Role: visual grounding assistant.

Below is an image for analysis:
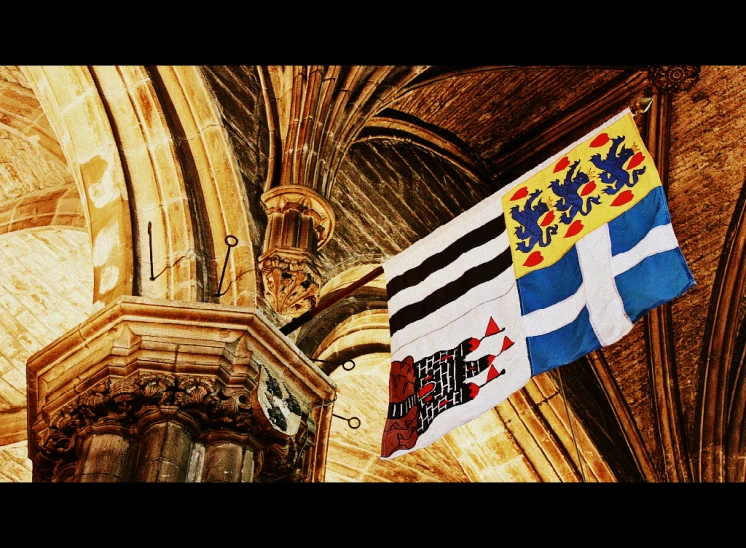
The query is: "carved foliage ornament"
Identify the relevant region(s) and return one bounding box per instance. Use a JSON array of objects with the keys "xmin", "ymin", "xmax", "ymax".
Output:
[
  {"xmin": 35, "ymin": 371, "xmax": 310, "ymax": 482},
  {"xmin": 259, "ymin": 252, "xmax": 321, "ymax": 319},
  {"xmin": 649, "ymin": 66, "xmax": 700, "ymax": 94}
]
